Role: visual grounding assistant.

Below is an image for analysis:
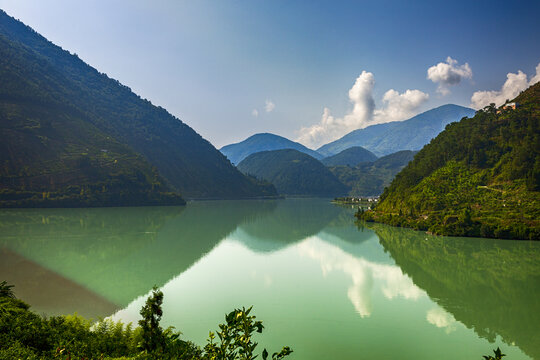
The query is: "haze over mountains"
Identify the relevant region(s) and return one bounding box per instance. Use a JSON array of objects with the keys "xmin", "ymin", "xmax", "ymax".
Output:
[
  {"xmin": 220, "ymin": 133, "xmax": 323, "ymax": 165},
  {"xmin": 0, "ymin": 10, "xmax": 276, "ymax": 205},
  {"xmin": 321, "ymin": 146, "xmax": 378, "ymax": 166},
  {"xmin": 236, "ymin": 148, "xmax": 416, "ymax": 198},
  {"xmin": 317, "ymin": 104, "xmax": 476, "ymax": 157},
  {"xmin": 221, "ymin": 104, "xmax": 475, "ymax": 164},
  {"xmin": 329, "ymin": 150, "xmax": 418, "ymax": 196},
  {"xmin": 217, "ymin": 104, "xmax": 476, "ymax": 198}
]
